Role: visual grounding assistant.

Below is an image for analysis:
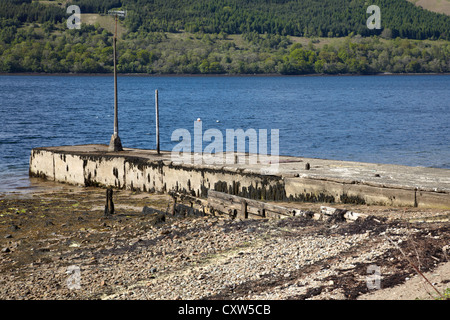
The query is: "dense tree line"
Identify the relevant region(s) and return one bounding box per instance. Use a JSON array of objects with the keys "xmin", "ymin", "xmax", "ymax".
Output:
[
  {"xmin": 70, "ymin": 0, "xmax": 450, "ymax": 40},
  {"xmin": 0, "ymin": 22, "xmax": 449, "ymax": 74},
  {"xmin": 0, "ymin": 0, "xmax": 449, "ymax": 74},
  {"xmin": 2, "ymin": 0, "xmax": 449, "ymax": 40},
  {"xmin": 73, "ymin": 0, "xmax": 123, "ymax": 14},
  {"xmin": 0, "ymin": 0, "xmax": 64, "ymax": 24}
]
